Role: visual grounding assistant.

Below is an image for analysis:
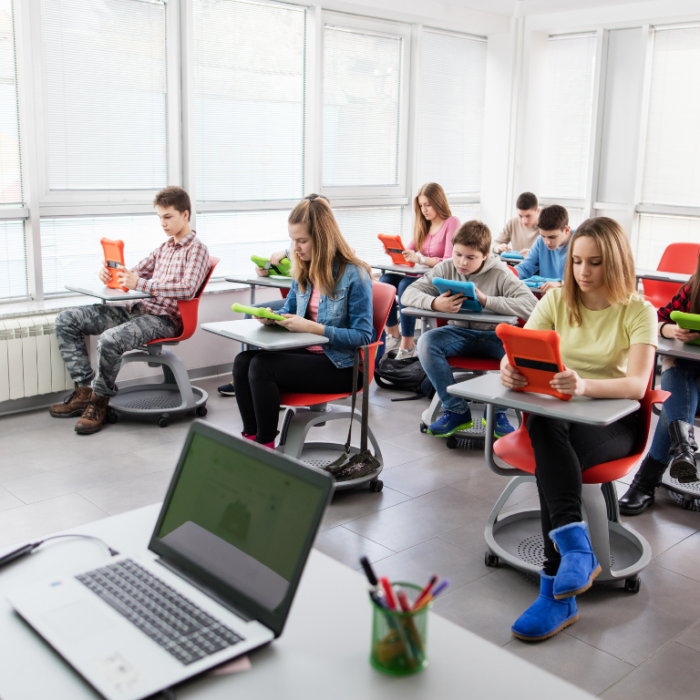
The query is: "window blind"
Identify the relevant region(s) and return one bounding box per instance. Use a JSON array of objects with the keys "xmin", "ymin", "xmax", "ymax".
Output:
[
  {"xmin": 0, "ymin": 0, "xmax": 21, "ymax": 205},
  {"xmin": 642, "ymin": 25, "xmax": 700, "ymax": 207},
  {"xmin": 635, "ymin": 214, "xmax": 700, "ymax": 269},
  {"xmin": 0, "ymin": 220, "xmax": 27, "ymax": 299},
  {"xmin": 333, "ymin": 206, "xmax": 403, "ymax": 262},
  {"xmin": 417, "ymin": 30, "xmax": 486, "ymax": 197},
  {"xmin": 193, "ymin": 0, "xmax": 305, "ymax": 202},
  {"xmin": 42, "ymin": 0, "xmax": 167, "ymax": 190},
  {"xmin": 540, "ymin": 33, "xmax": 596, "ymax": 200},
  {"xmin": 323, "ymin": 25, "xmax": 402, "ymax": 188}
]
